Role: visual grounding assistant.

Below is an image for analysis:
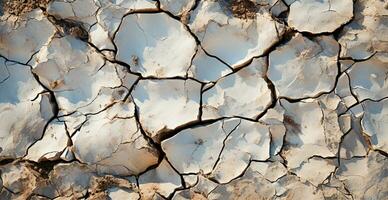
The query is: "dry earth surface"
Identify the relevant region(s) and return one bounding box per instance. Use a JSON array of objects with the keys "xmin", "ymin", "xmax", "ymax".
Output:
[{"xmin": 0, "ymin": 0, "xmax": 387, "ymax": 199}]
